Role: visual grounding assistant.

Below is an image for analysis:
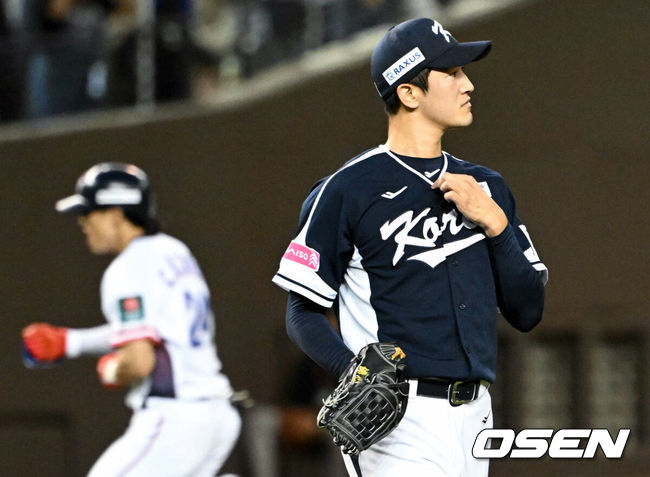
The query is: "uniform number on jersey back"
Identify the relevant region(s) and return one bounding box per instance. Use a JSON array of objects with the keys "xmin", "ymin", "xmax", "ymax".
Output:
[{"xmin": 184, "ymin": 291, "xmax": 213, "ymax": 347}]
